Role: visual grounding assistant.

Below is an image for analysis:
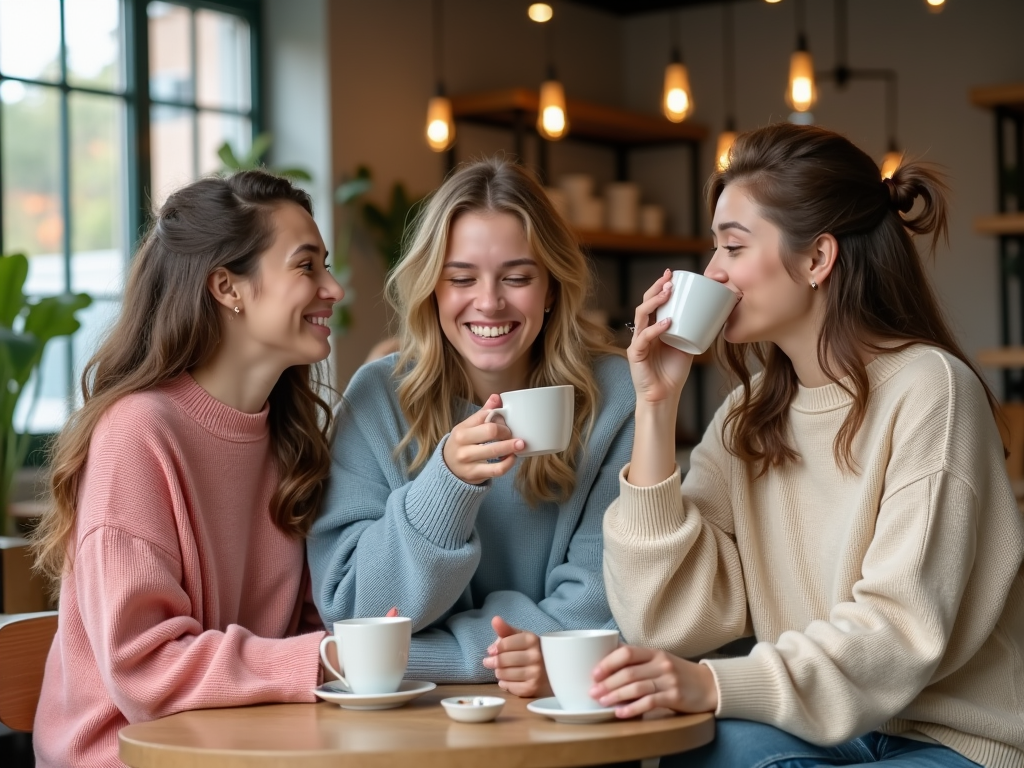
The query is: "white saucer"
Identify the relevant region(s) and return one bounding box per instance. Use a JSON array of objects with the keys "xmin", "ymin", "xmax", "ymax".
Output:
[
  {"xmin": 526, "ymin": 697, "xmax": 617, "ymax": 724},
  {"xmin": 312, "ymin": 679, "xmax": 436, "ymax": 710}
]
